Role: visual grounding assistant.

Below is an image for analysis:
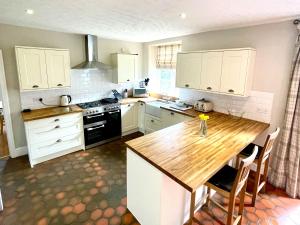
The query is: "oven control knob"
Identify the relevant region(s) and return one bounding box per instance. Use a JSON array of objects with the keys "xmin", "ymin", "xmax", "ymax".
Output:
[{"xmin": 95, "ymin": 110, "xmax": 98, "ymax": 113}]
